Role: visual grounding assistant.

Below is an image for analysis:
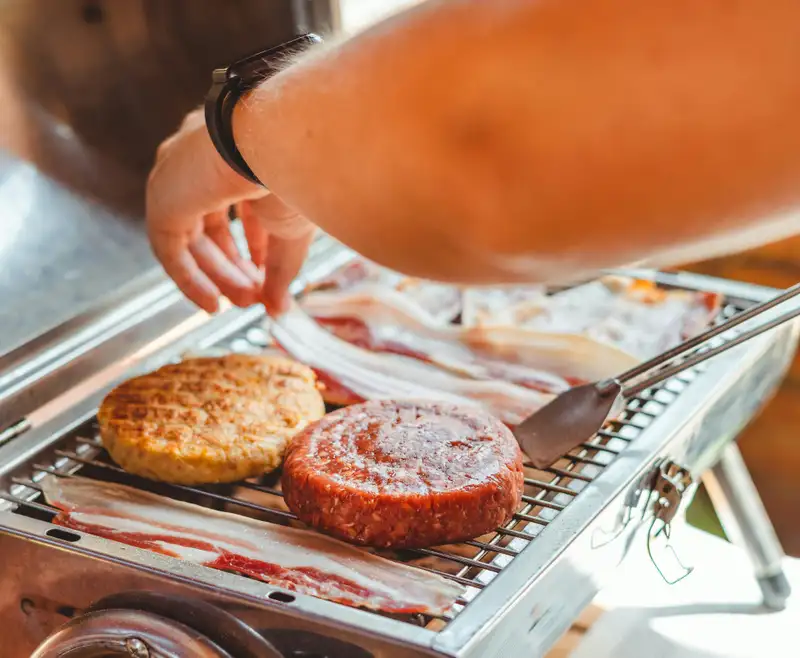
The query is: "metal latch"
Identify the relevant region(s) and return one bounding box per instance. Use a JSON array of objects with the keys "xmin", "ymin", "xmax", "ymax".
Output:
[{"xmin": 646, "ymin": 460, "xmax": 695, "ymax": 585}]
